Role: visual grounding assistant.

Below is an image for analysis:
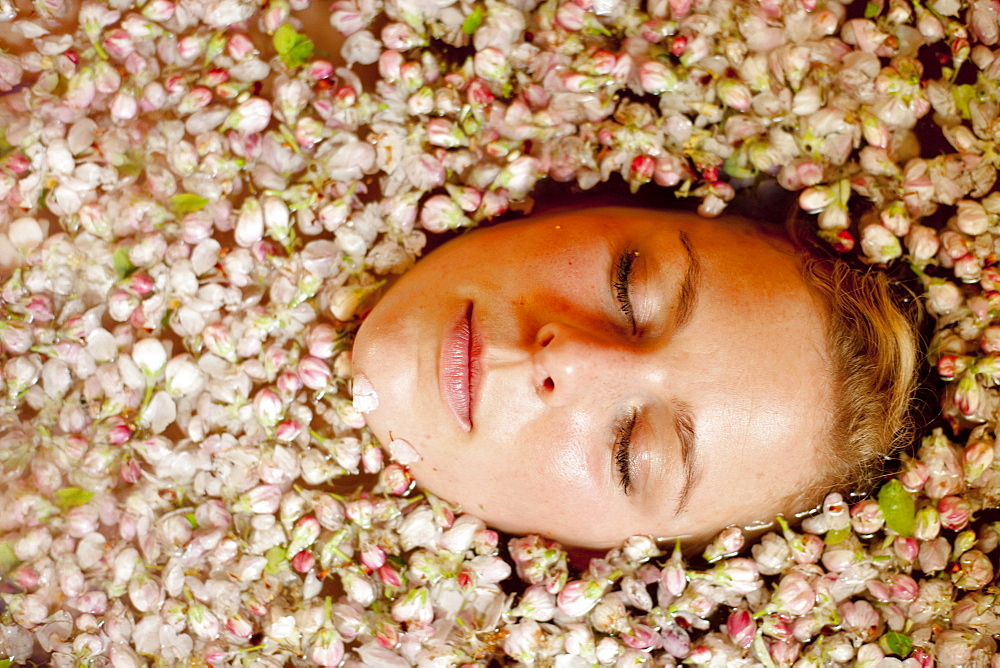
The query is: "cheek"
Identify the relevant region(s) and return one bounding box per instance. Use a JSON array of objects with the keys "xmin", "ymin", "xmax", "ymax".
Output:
[{"xmin": 405, "ymin": 421, "xmax": 600, "ymax": 532}]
